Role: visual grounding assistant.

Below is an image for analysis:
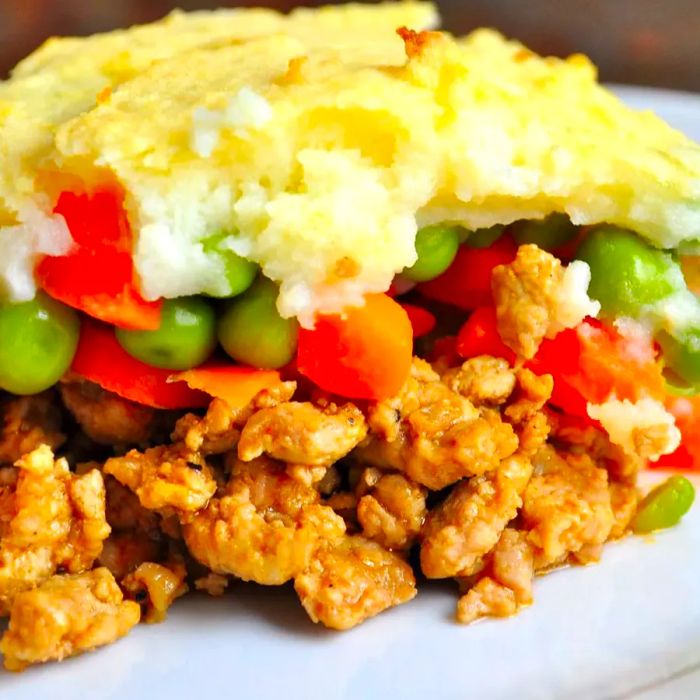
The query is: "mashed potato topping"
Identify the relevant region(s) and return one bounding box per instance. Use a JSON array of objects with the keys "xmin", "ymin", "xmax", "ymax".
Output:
[{"xmin": 1, "ymin": 3, "xmax": 699, "ymax": 322}]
